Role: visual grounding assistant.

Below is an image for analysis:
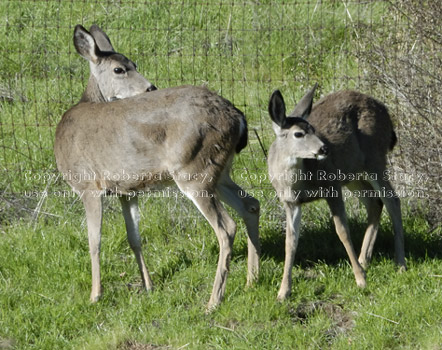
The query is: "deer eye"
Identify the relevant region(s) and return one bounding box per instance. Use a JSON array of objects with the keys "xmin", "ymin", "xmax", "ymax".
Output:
[
  {"xmin": 294, "ymin": 132, "xmax": 304, "ymax": 138},
  {"xmin": 113, "ymin": 67, "xmax": 125, "ymax": 74}
]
